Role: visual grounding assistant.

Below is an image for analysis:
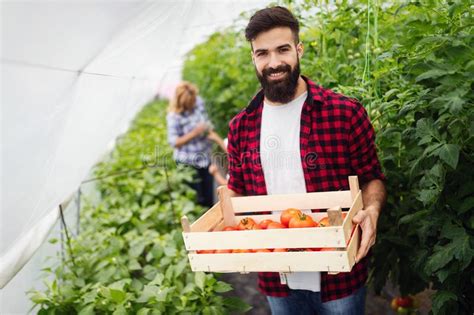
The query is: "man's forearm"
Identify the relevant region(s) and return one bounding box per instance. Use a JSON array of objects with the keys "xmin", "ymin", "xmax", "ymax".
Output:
[{"xmin": 361, "ymin": 179, "xmax": 387, "ymax": 216}]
